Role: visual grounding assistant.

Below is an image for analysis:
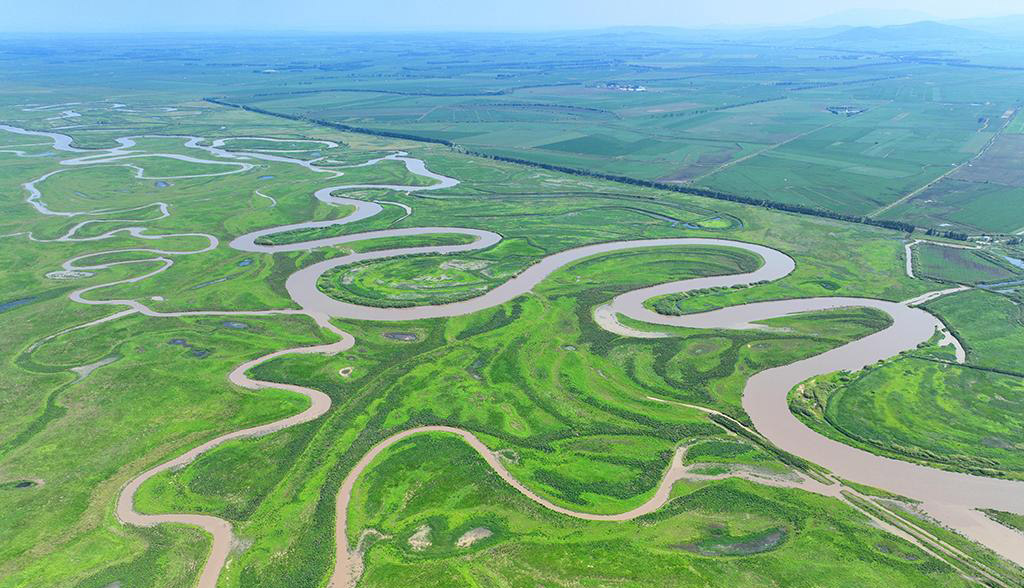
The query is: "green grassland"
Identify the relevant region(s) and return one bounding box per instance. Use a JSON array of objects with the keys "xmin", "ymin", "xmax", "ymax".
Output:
[
  {"xmin": 1, "ymin": 37, "xmax": 1023, "ymax": 588},
  {"xmin": 787, "ymin": 279, "xmax": 1024, "ymax": 480},
  {"xmin": 346, "ymin": 233, "xmax": 477, "ymax": 253},
  {"xmin": 341, "ymin": 433, "xmax": 967, "ymax": 588},
  {"xmin": 924, "ymin": 288, "xmax": 1024, "ymax": 373},
  {"xmin": 212, "ymin": 138, "xmax": 342, "ymax": 152},
  {"xmin": 790, "ymin": 357, "xmax": 1024, "ymax": 479},
  {"xmin": 0, "ymin": 99, "xmax": 980, "ymax": 586},
  {"xmin": 125, "ymin": 250, "xmax": 940, "ymax": 586},
  {"xmin": 317, "ymin": 245, "xmax": 761, "ymax": 308},
  {"xmin": 326, "ymin": 158, "xmax": 443, "ymax": 187}
]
